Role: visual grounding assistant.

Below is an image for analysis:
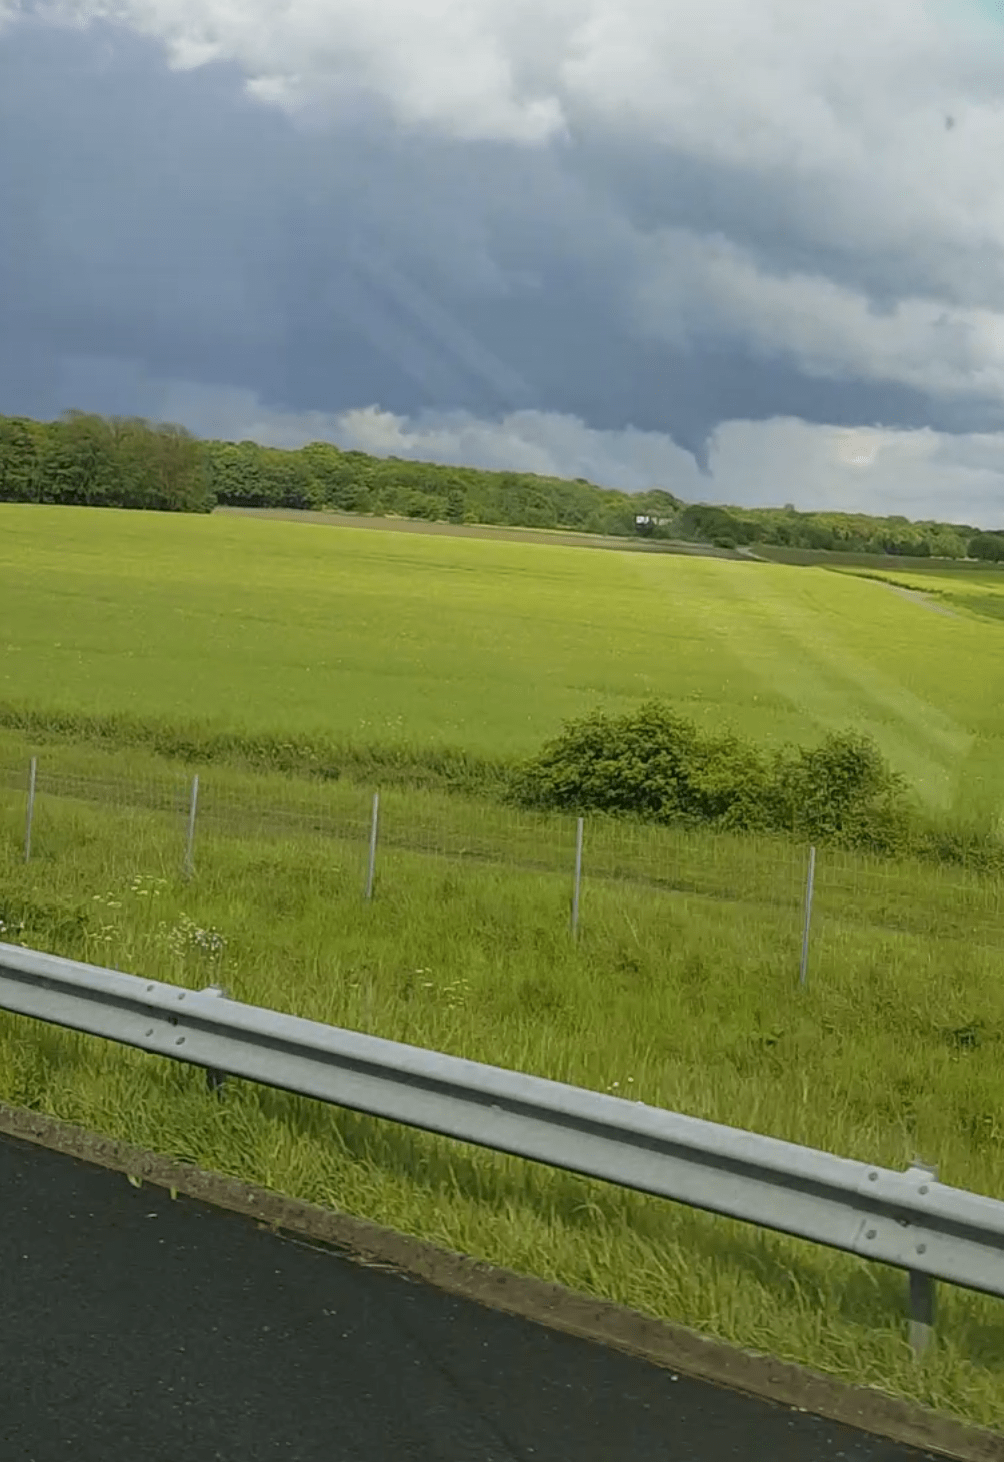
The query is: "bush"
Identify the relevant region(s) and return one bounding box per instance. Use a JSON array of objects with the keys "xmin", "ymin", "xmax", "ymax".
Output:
[
  {"xmin": 512, "ymin": 702, "xmax": 772, "ymax": 829},
  {"xmin": 512, "ymin": 702, "xmax": 912, "ymax": 851},
  {"xmin": 511, "ymin": 704, "xmax": 699, "ymax": 822},
  {"xmin": 767, "ymin": 731, "xmax": 911, "ymax": 852}
]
